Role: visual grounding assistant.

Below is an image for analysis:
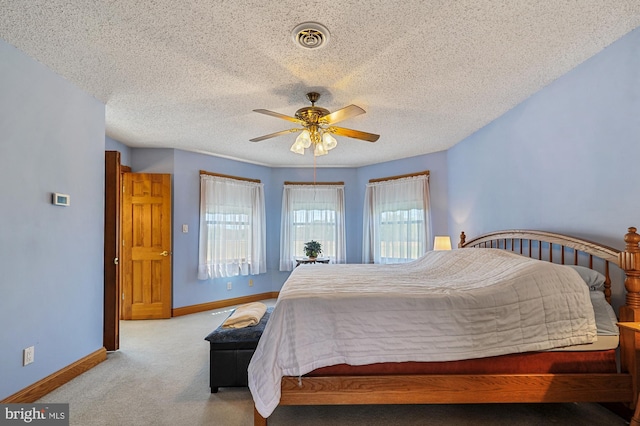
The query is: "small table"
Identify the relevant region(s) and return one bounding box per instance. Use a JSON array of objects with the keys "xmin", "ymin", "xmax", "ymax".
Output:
[{"xmin": 295, "ymin": 257, "xmax": 330, "ymax": 267}]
